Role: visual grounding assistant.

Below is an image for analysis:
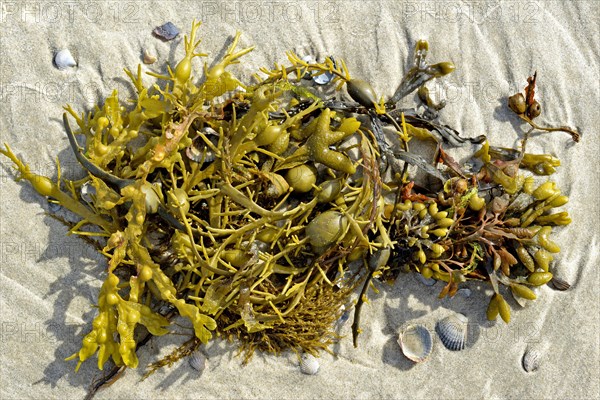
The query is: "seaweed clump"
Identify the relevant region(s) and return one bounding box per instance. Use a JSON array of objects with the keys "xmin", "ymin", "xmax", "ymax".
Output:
[{"xmin": 0, "ymin": 20, "xmax": 580, "ymax": 379}]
